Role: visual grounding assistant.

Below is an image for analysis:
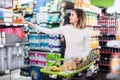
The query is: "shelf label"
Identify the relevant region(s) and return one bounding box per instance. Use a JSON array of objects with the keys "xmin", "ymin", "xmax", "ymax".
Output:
[
  {"xmin": 5, "ymin": 23, "xmax": 10, "ymax": 26},
  {"xmin": 15, "ymin": 43, "xmax": 20, "ymax": 46},
  {"xmin": 13, "ymin": 24, "xmax": 17, "ymax": 26},
  {"xmin": 5, "ymin": 70, "xmax": 10, "ymax": 74},
  {"xmin": 0, "ymin": 44, "xmax": 4, "ymax": 48}
]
